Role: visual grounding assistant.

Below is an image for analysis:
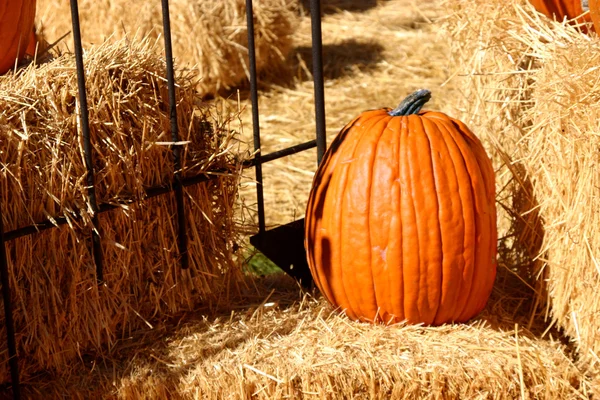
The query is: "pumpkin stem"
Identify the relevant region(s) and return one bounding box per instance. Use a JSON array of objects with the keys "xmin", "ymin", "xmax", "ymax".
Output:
[{"xmin": 388, "ymin": 89, "xmax": 432, "ymax": 116}]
